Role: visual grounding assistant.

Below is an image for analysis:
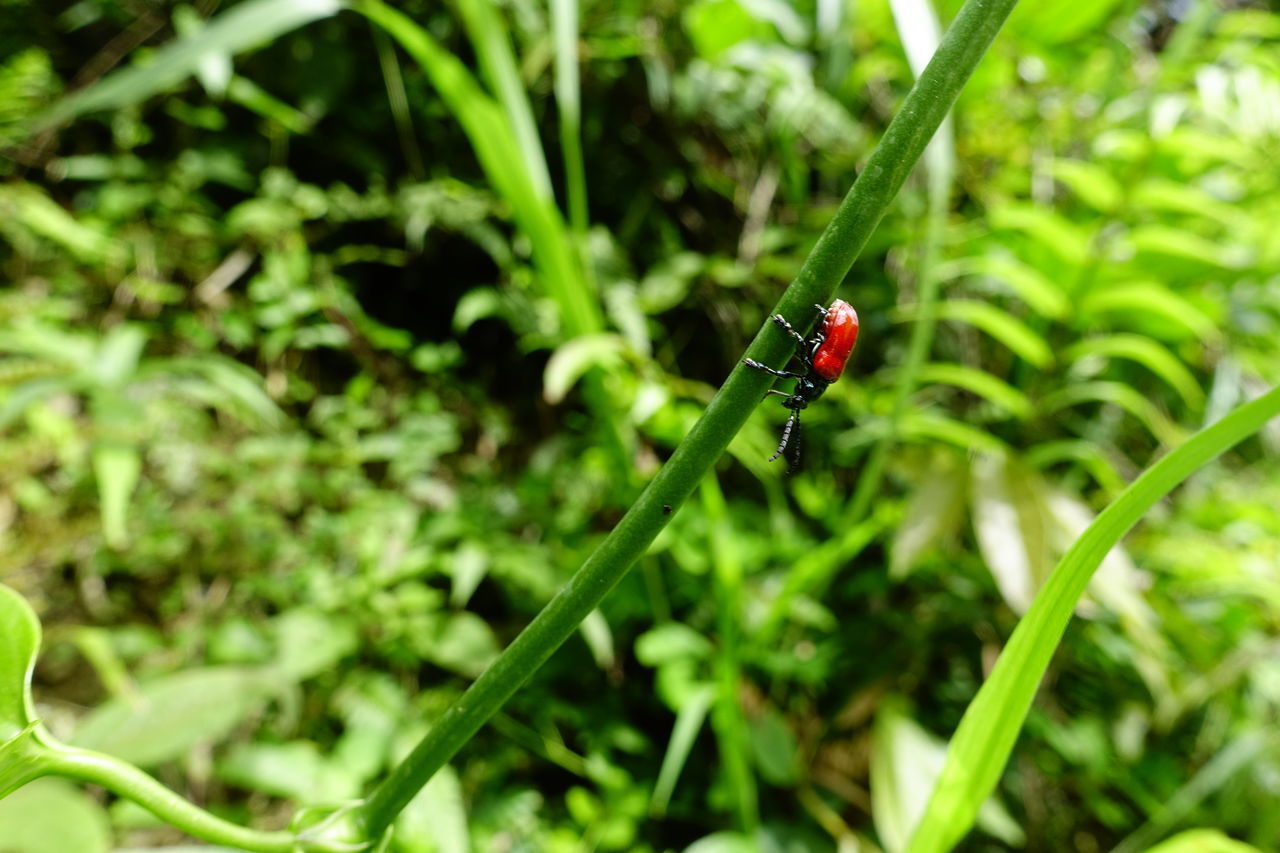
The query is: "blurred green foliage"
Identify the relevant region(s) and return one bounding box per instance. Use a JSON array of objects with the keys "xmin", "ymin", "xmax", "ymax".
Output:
[{"xmin": 1, "ymin": 0, "xmax": 1279, "ymax": 850}]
